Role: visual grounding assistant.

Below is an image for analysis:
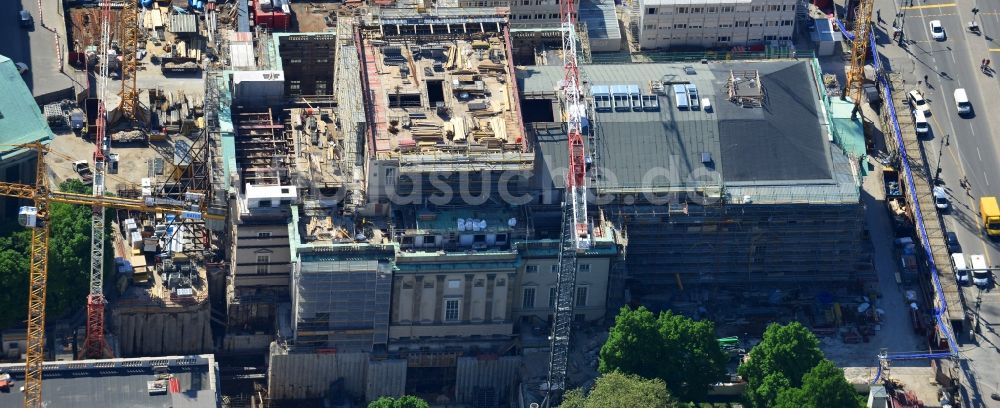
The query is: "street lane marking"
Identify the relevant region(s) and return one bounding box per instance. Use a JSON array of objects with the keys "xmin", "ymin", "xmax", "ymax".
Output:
[
  {"xmin": 904, "ymin": 12, "xmax": 957, "ymax": 17},
  {"xmin": 901, "ymin": 3, "xmax": 956, "ymax": 10},
  {"xmin": 978, "ymin": 146, "xmax": 983, "ymax": 161},
  {"xmin": 985, "ymin": 171, "xmax": 990, "ymax": 186}
]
